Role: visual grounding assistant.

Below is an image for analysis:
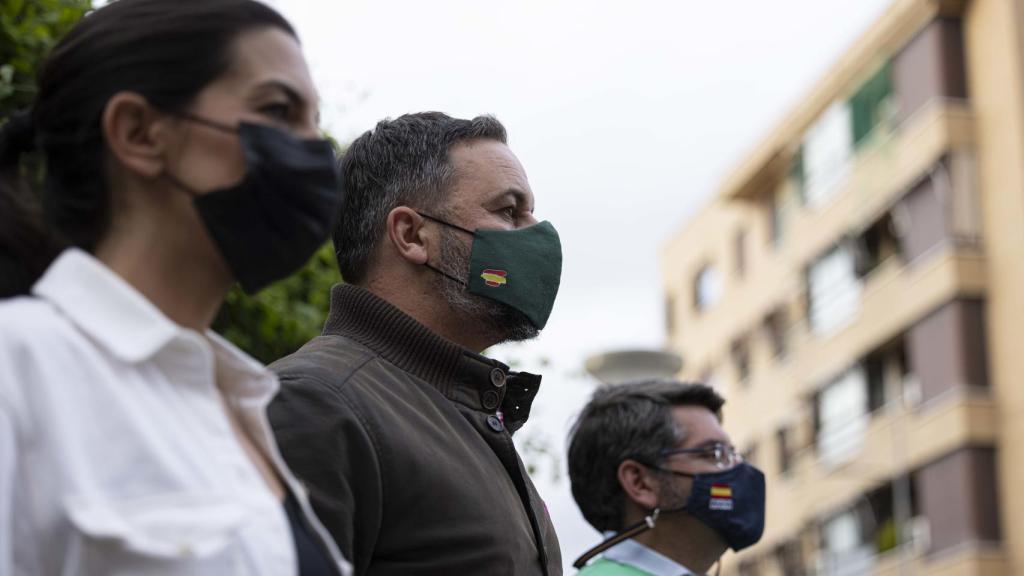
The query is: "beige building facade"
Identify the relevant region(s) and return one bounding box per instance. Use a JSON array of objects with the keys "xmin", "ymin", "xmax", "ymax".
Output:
[{"xmin": 661, "ymin": 0, "xmax": 1024, "ymax": 574}]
